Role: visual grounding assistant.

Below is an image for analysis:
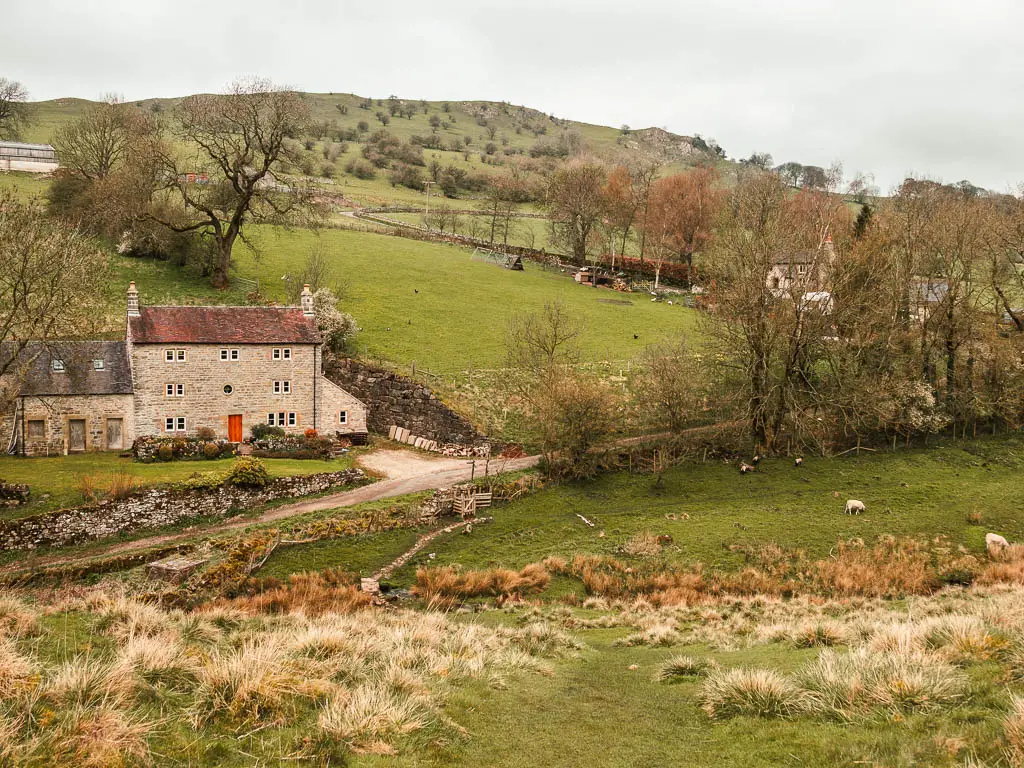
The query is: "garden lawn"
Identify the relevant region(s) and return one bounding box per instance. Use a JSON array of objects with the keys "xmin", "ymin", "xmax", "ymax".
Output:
[{"xmin": 0, "ymin": 451, "xmax": 360, "ymax": 520}]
